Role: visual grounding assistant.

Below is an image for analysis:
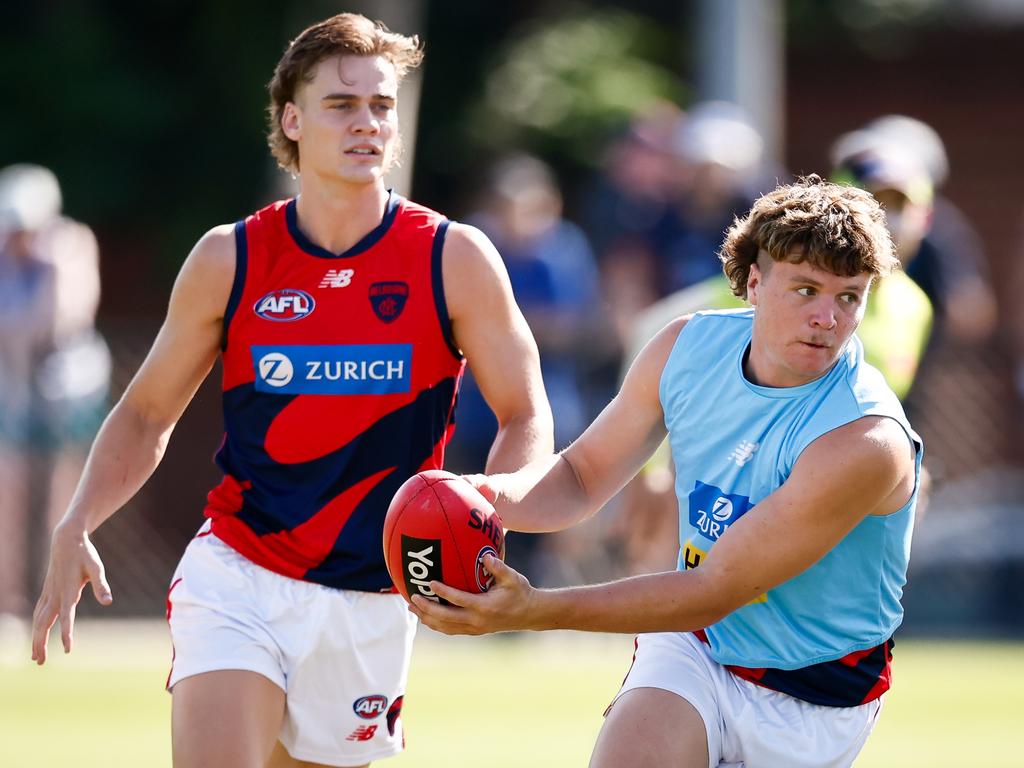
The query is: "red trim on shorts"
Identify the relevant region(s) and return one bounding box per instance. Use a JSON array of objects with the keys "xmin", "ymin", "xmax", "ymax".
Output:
[
  {"xmin": 603, "ymin": 636, "xmax": 641, "ymax": 718},
  {"xmin": 165, "ymin": 577, "xmax": 183, "ymax": 690},
  {"xmin": 693, "ymin": 630, "xmax": 892, "ymax": 707}
]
